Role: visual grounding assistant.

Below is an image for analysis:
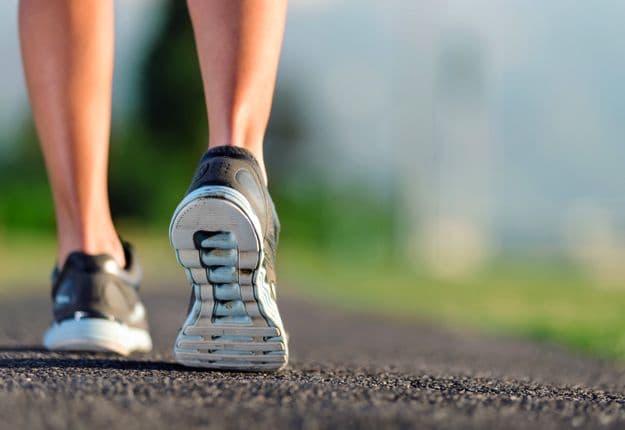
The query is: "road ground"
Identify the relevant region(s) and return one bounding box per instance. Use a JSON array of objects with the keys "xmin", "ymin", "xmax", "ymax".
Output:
[{"xmin": 1, "ymin": 288, "xmax": 625, "ymax": 429}]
